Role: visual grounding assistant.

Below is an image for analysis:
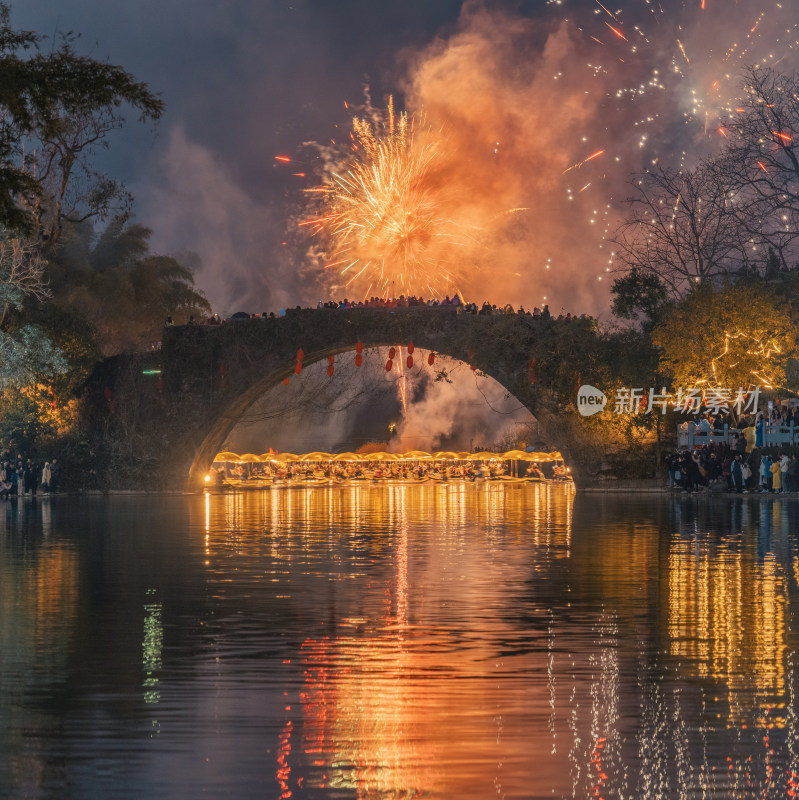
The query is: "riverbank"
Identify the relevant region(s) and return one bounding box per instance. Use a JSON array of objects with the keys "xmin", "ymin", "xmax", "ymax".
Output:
[
  {"xmin": 8, "ymin": 480, "xmax": 797, "ymax": 497},
  {"xmin": 583, "ymin": 477, "xmax": 799, "ymax": 496}
]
